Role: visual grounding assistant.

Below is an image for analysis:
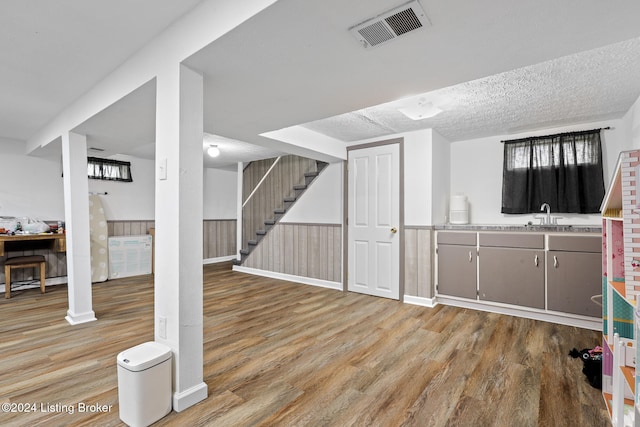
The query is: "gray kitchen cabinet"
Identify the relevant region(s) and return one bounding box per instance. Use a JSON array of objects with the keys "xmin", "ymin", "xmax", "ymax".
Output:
[
  {"xmin": 436, "ymin": 232, "xmax": 476, "ymax": 299},
  {"xmin": 547, "ymin": 235, "xmax": 602, "ymax": 317},
  {"xmin": 478, "ymin": 233, "xmax": 545, "ymax": 309}
]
